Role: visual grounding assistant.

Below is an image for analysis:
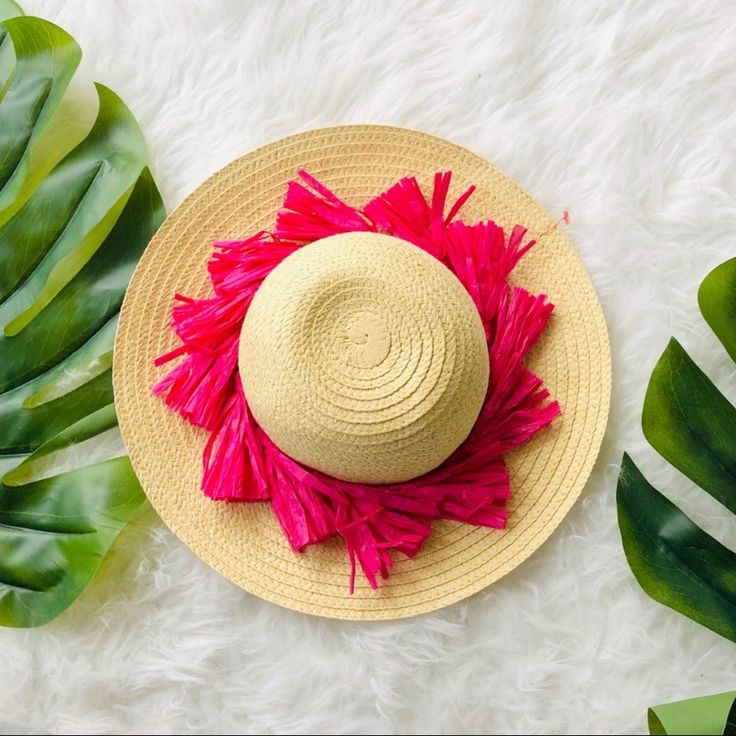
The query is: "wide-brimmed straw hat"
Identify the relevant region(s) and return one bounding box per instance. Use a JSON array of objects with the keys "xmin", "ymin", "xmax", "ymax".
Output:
[{"xmin": 113, "ymin": 125, "xmax": 610, "ymax": 621}]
